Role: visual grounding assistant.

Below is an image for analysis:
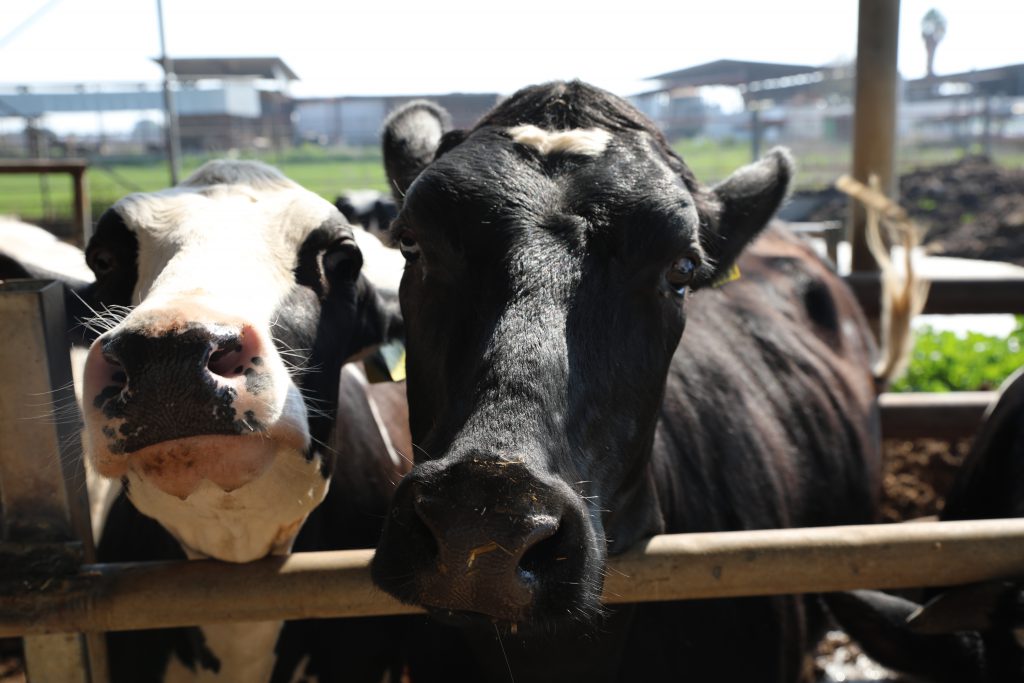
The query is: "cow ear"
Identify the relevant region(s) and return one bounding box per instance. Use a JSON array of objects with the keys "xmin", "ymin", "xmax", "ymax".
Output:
[
  {"xmin": 382, "ymin": 100, "xmax": 452, "ymax": 206},
  {"xmin": 697, "ymin": 148, "xmax": 793, "ymax": 285},
  {"xmin": 85, "ymin": 209, "xmax": 138, "ymax": 308}
]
